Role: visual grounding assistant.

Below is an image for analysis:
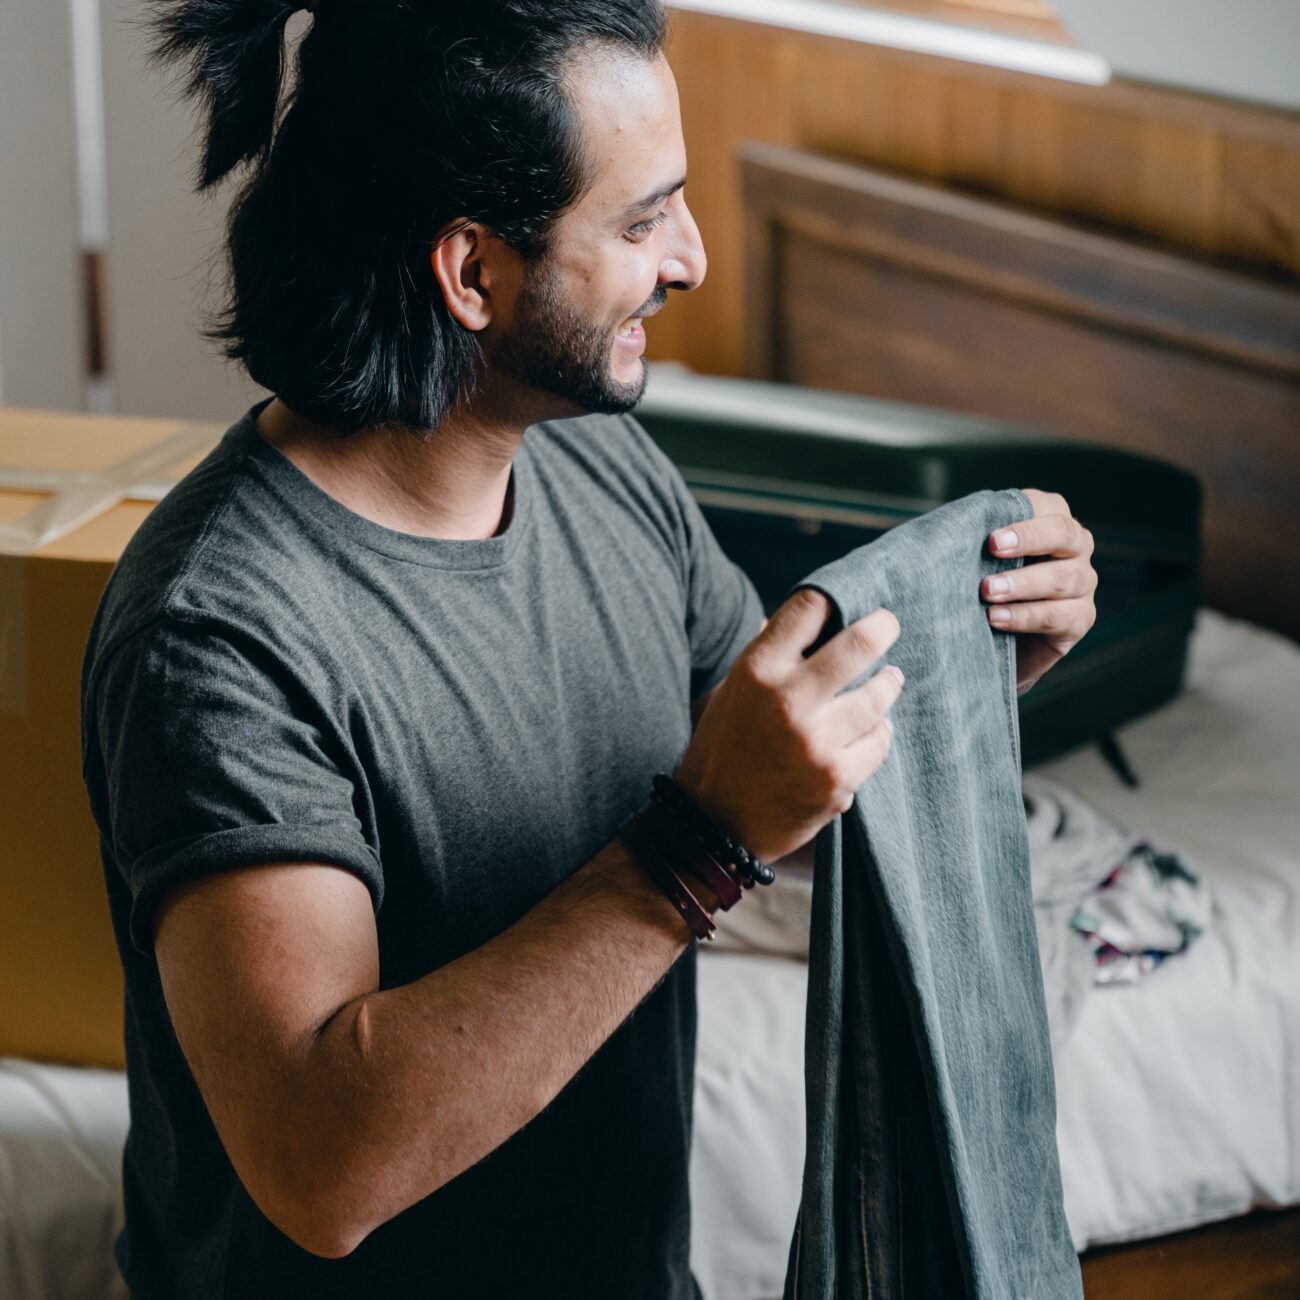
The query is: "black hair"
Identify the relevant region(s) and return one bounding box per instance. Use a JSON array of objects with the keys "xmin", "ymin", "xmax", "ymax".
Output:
[{"xmin": 141, "ymin": 0, "xmax": 668, "ymax": 434}]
